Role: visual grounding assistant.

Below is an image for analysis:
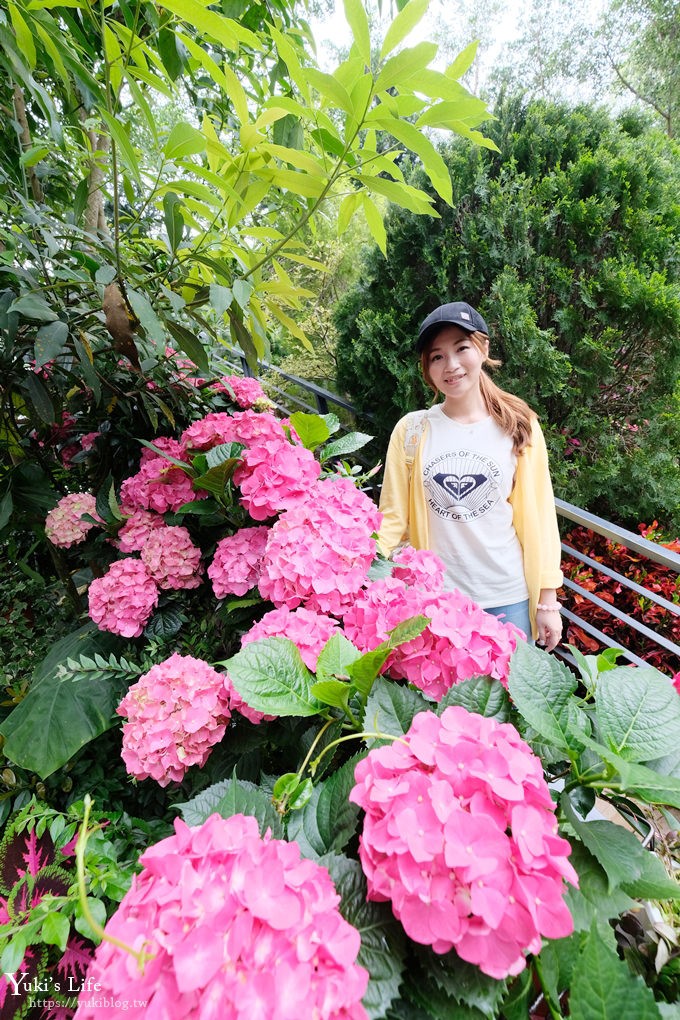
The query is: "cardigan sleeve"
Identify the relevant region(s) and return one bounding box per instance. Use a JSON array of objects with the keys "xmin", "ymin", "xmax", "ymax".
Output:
[
  {"xmin": 377, "ymin": 417, "xmax": 411, "ymax": 558},
  {"xmin": 513, "ymin": 418, "xmax": 563, "ymax": 590}
]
